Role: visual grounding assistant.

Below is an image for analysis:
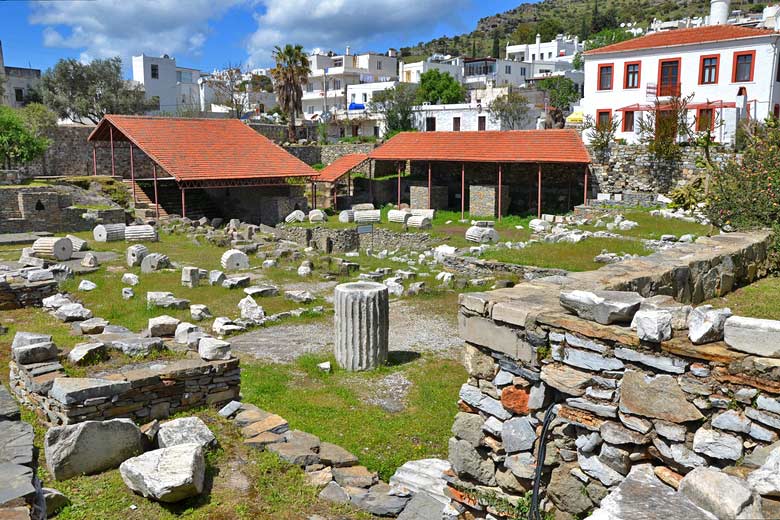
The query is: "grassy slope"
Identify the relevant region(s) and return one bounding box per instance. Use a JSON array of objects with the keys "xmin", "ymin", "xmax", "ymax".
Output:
[{"xmin": 708, "ymin": 276, "xmax": 780, "ymax": 320}]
